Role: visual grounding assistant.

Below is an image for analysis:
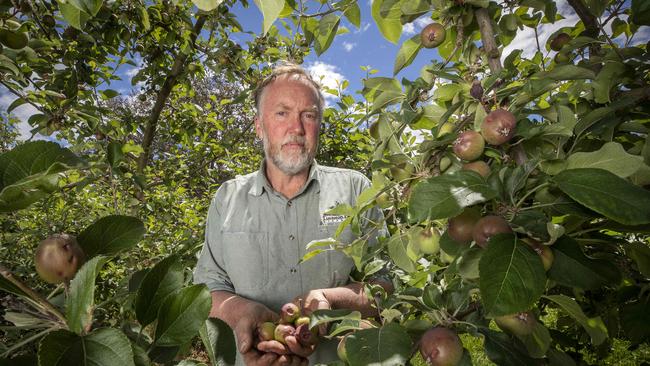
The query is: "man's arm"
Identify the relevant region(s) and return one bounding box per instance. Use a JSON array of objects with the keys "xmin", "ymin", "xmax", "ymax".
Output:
[{"xmin": 299, "ymin": 280, "xmax": 393, "ymax": 319}]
